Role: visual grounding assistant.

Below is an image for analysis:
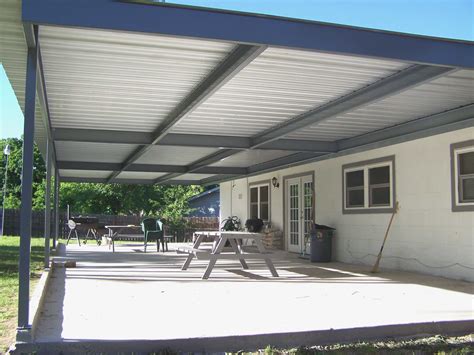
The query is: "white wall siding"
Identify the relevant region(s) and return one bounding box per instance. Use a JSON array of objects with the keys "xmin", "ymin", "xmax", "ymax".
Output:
[{"xmin": 220, "ymin": 127, "xmax": 474, "ymax": 281}]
